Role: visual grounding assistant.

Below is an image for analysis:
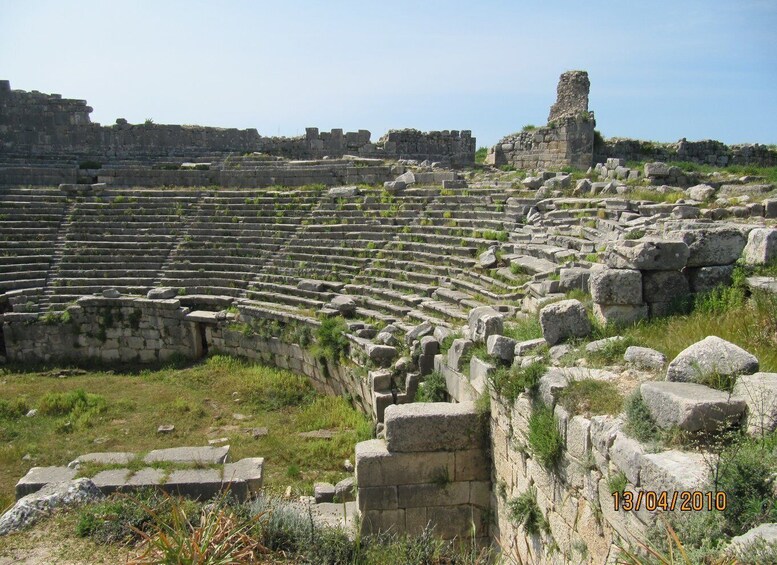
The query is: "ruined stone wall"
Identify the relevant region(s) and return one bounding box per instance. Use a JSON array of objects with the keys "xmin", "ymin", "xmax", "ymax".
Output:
[
  {"xmin": 548, "ymin": 70, "xmax": 590, "ymax": 123},
  {"xmin": 3, "ymin": 296, "xmax": 196, "ymax": 364},
  {"xmin": 596, "ymin": 137, "xmax": 777, "ymax": 167},
  {"xmin": 489, "ymin": 117, "xmax": 596, "ymax": 171},
  {"xmin": 355, "ymin": 402, "xmax": 491, "ymax": 541},
  {"xmin": 0, "ymin": 81, "xmax": 474, "ymax": 166}
]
